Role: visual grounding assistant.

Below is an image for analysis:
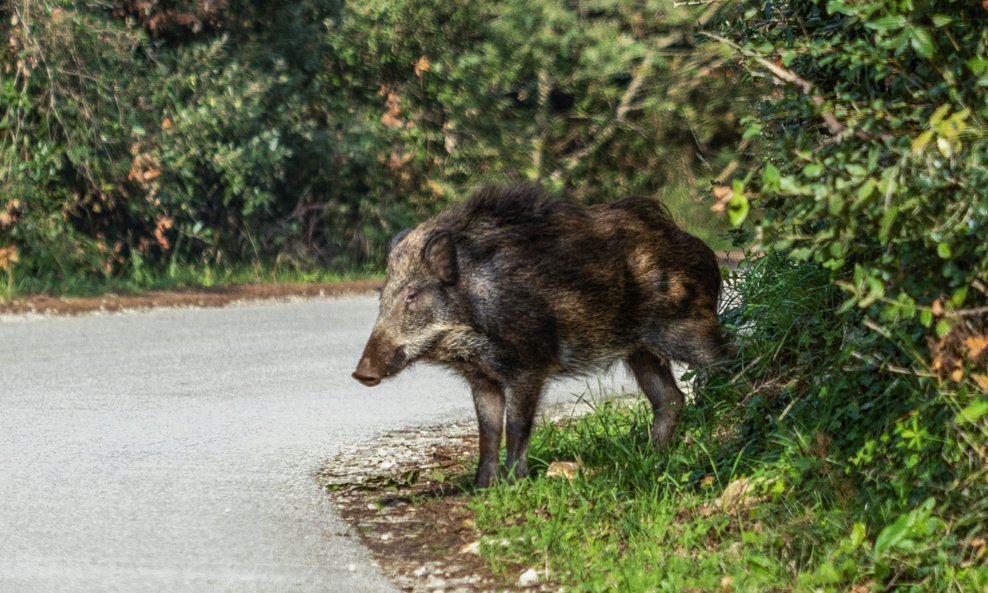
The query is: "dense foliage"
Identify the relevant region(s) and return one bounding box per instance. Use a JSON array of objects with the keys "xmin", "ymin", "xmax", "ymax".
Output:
[
  {"xmin": 0, "ymin": 0, "xmax": 740, "ymax": 294},
  {"xmin": 708, "ymin": 0, "xmax": 986, "ymax": 587}
]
